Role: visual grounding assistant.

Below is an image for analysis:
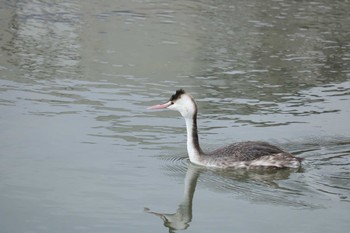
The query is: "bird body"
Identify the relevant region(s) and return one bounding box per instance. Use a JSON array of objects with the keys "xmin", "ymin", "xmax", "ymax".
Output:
[{"xmin": 149, "ymin": 89, "xmax": 302, "ymax": 169}]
